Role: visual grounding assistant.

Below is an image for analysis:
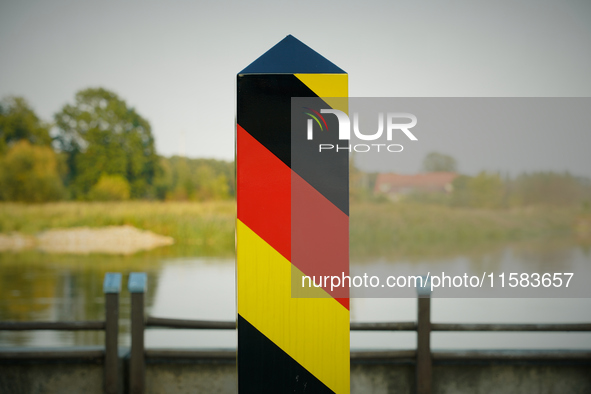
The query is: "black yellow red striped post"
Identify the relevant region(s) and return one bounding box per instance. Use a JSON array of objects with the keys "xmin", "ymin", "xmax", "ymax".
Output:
[{"xmin": 237, "ymin": 35, "xmax": 349, "ymax": 393}]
